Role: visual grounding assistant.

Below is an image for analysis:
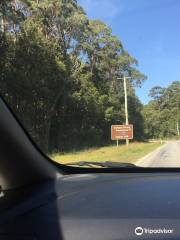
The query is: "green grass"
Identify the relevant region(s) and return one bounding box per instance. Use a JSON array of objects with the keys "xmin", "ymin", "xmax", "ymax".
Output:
[{"xmin": 51, "ymin": 142, "xmax": 162, "ymax": 165}]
